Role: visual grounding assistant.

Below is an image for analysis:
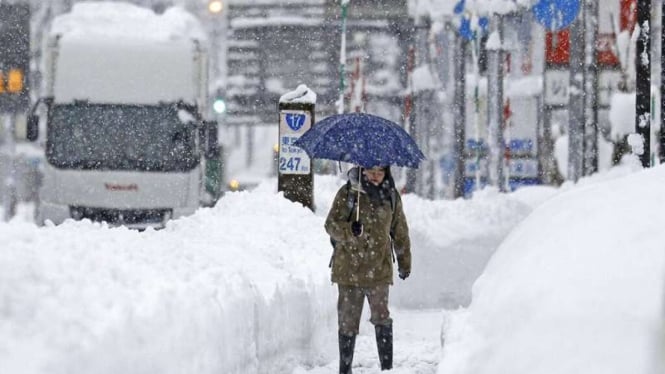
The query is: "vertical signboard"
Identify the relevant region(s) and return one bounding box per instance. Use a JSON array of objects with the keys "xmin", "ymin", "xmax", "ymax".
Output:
[
  {"xmin": 0, "ymin": 3, "xmax": 30, "ymax": 113},
  {"xmin": 277, "ymin": 102, "xmax": 314, "ymax": 210},
  {"xmin": 278, "ymin": 110, "xmax": 312, "ymax": 175}
]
